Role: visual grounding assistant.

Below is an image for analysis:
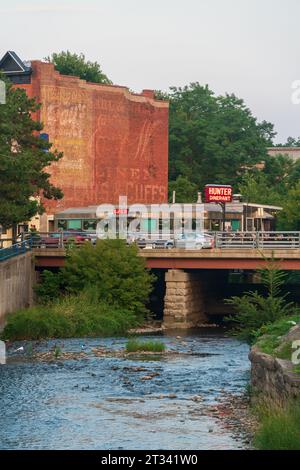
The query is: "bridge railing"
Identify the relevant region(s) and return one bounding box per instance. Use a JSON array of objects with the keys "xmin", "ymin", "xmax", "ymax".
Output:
[
  {"xmin": 257, "ymin": 231, "xmax": 300, "ymax": 249},
  {"xmin": 214, "ymin": 232, "xmax": 257, "ymax": 249},
  {"xmin": 5, "ymin": 230, "xmax": 300, "ymax": 251},
  {"xmin": 0, "ymin": 239, "xmax": 32, "ymax": 262},
  {"xmin": 214, "ymin": 231, "xmax": 300, "ymax": 249}
]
